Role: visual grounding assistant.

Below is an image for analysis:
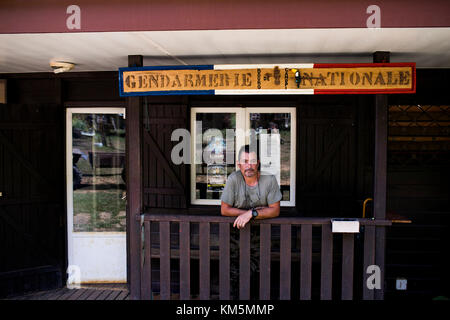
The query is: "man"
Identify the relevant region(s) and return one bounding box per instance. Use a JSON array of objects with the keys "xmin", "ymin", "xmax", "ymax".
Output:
[
  {"xmin": 221, "ymin": 144, "xmax": 282, "ymax": 227},
  {"xmin": 220, "ymin": 144, "xmax": 282, "ymax": 299}
]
